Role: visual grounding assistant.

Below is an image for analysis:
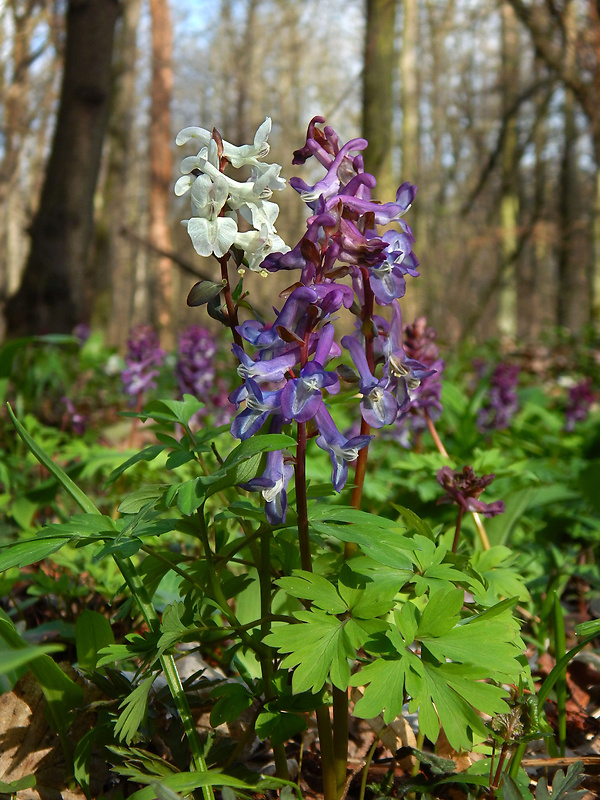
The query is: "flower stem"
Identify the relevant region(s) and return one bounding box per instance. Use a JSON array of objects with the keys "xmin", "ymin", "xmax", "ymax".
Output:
[
  {"xmin": 333, "ymin": 686, "xmax": 349, "ymax": 792},
  {"xmin": 259, "ymin": 526, "xmax": 290, "ymax": 779},
  {"xmin": 295, "ymin": 420, "xmax": 337, "ymax": 796},
  {"xmin": 296, "ymin": 421, "xmax": 312, "ymax": 572},
  {"xmin": 316, "ymin": 704, "xmax": 338, "ymax": 800},
  {"xmin": 425, "ymin": 410, "xmax": 491, "ymax": 551},
  {"xmin": 424, "ymin": 409, "xmax": 449, "ymax": 458},
  {"xmin": 219, "ymin": 254, "xmax": 244, "ymax": 350},
  {"xmin": 452, "ymin": 505, "xmax": 465, "ymax": 553}
]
